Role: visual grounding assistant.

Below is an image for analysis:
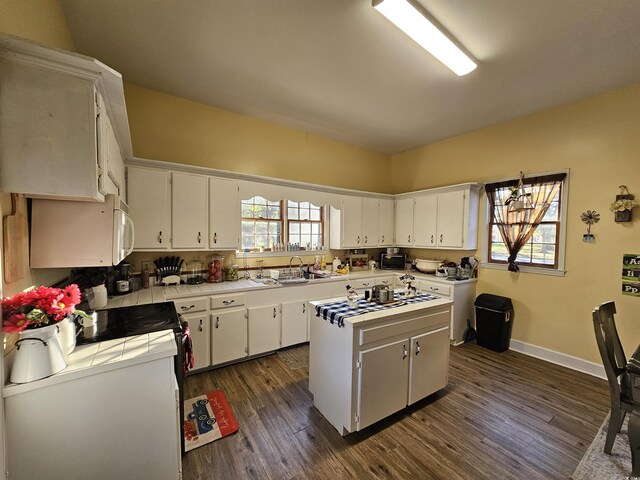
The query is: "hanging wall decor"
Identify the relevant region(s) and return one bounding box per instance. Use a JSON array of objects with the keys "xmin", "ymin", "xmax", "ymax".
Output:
[
  {"xmin": 580, "ymin": 210, "xmax": 600, "ymax": 243},
  {"xmin": 610, "ymin": 185, "xmax": 638, "ymax": 223},
  {"xmin": 622, "ymin": 254, "xmax": 640, "ymax": 297}
]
